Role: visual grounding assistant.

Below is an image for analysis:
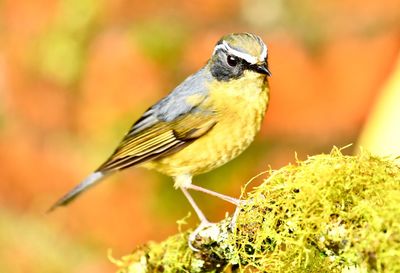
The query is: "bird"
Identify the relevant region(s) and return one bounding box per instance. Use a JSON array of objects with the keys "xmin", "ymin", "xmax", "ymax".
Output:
[{"xmin": 49, "ymin": 32, "xmax": 271, "ymax": 234}]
